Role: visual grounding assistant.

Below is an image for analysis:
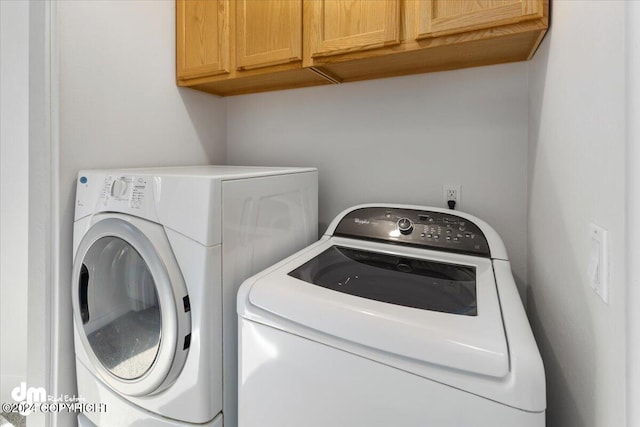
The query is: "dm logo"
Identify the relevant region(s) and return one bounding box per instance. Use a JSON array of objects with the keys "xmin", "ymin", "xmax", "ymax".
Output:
[{"xmin": 11, "ymin": 382, "xmax": 47, "ymax": 415}]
